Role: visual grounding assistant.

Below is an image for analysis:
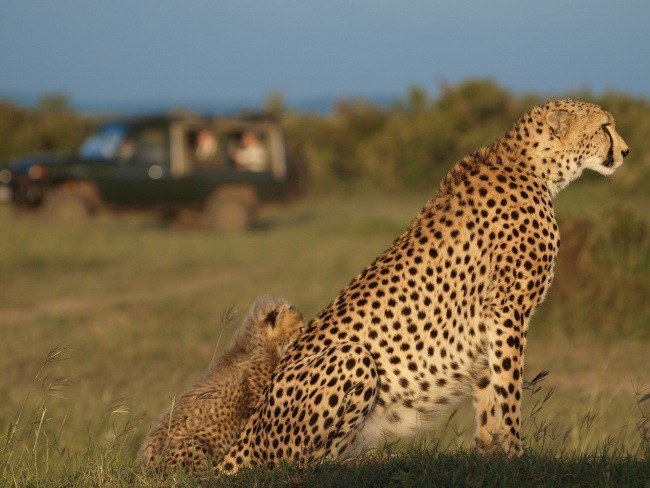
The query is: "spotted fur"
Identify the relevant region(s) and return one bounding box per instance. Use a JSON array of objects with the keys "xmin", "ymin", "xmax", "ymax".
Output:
[
  {"xmin": 138, "ymin": 296, "xmax": 305, "ymax": 473},
  {"xmin": 218, "ymin": 100, "xmax": 629, "ymax": 473}
]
